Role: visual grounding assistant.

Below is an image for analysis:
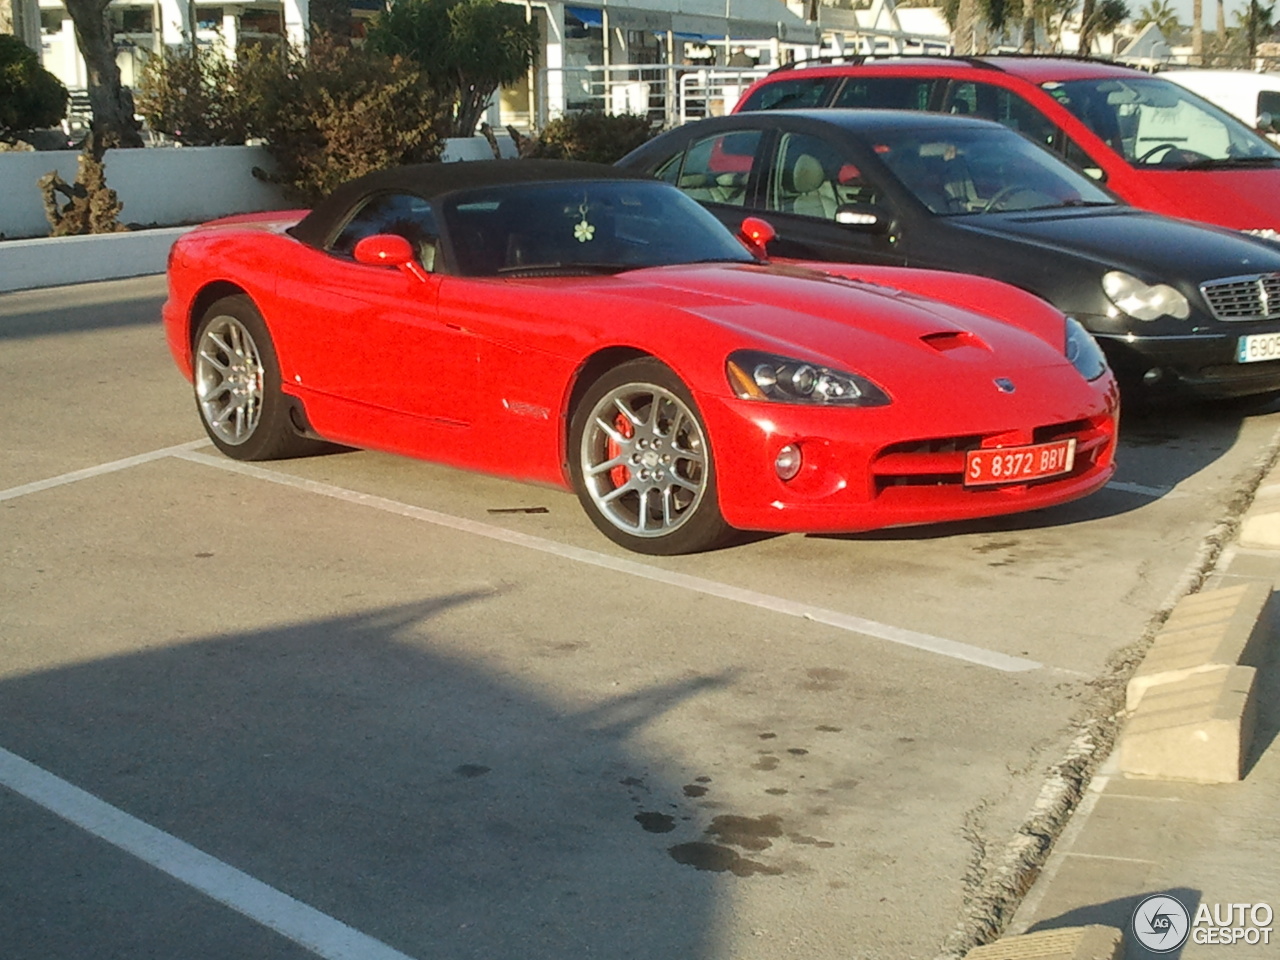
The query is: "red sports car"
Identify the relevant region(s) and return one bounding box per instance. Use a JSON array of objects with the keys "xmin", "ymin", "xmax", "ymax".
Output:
[{"xmin": 163, "ymin": 160, "xmax": 1119, "ymax": 554}]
